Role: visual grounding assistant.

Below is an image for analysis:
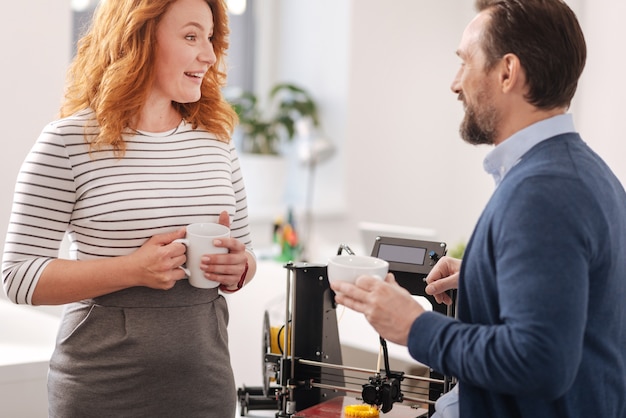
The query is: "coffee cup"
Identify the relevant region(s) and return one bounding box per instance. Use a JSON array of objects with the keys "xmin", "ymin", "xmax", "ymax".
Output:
[
  {"xmin": 175, "ymin": 223, "xmax": 230, "ymax": 288},
  {"xmin": 327, "ymin": 255, "xmax": 389, "ymax": 285}
]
